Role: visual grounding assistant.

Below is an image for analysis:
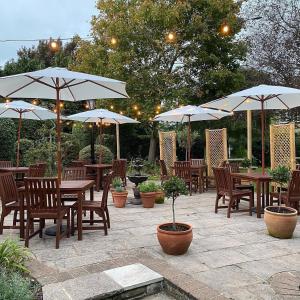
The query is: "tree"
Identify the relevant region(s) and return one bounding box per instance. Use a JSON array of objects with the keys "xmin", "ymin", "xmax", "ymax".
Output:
[
  {"xmin": 0, "ymin": 119, "xmax": 16, "ymax": 161},
  {"xmin": 73, "ymin": 0, "xmax": 246, "ymax": 161}
]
